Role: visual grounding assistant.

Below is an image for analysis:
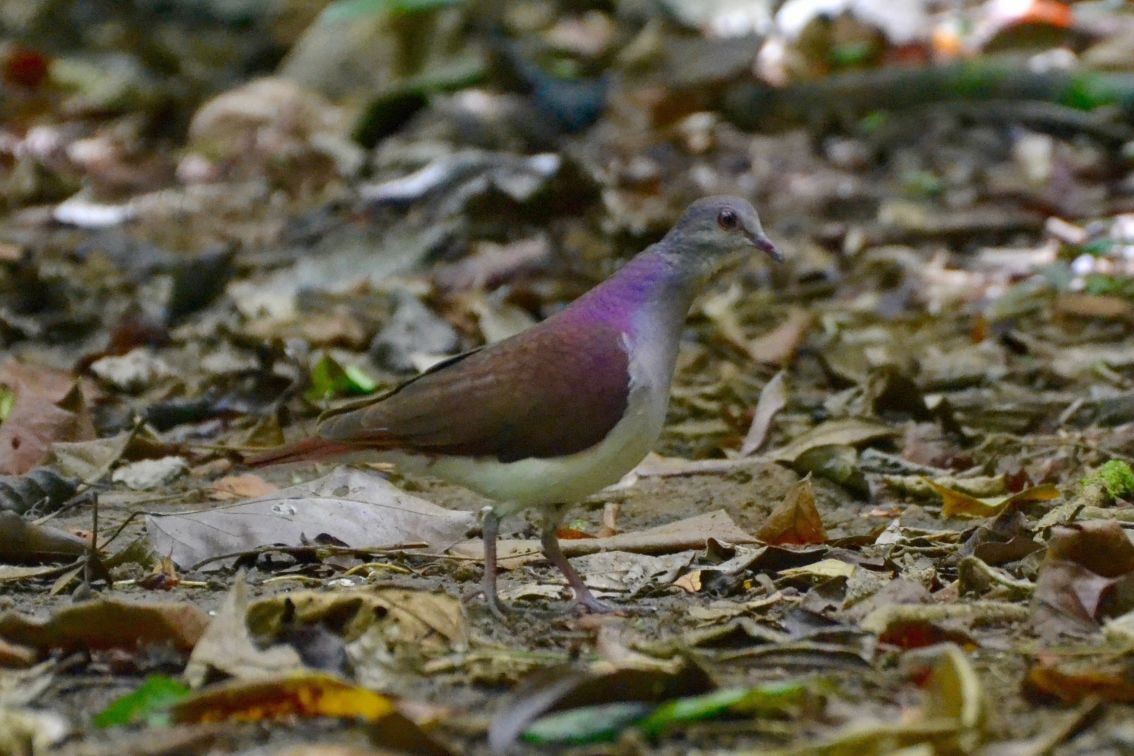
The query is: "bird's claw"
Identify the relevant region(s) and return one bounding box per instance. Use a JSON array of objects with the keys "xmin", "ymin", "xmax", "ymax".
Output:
[
  {"xmin": 573, "ymin": 591, "xmax": 614, "ymax": 614},
  {"xmin": 485, "ymin": 593, "xmax": 512, "ymax": 622}
]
